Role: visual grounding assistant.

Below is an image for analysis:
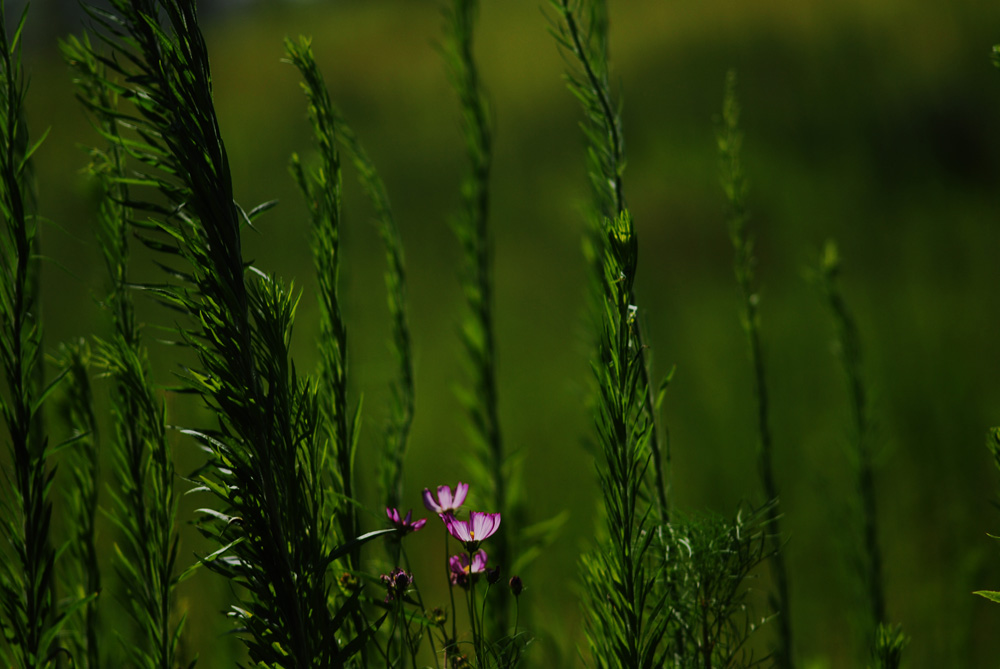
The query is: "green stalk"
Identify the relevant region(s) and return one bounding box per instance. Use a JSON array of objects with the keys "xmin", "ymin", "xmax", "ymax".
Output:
[
  {"xmin": 55, "ymin": 343, "xmax": 102, "ymax": 669},
  {"xmin": 443, "ymin": 0, "xmax": 513, "ymax": 636},
  {"xmin": 286, "ymin": 37, "xmax": 359, "ymax": 571},
  {"xmin": 74, "ymin": 4, "xmax": 392, "ymax": 665},
  {"xmin": 0, "ymin": 3, "xmax": 62, "ymax": 666},
  {"xmin": 717, "ymin": 70, "xmax": 794, "ymax": 667},
  {"xmin": 63, "ymin": 28, "xmax": 189, "ymax": 667},
  {"xmin": 552, "ymin": 0, "xmax": 670, "ymax": 523},
  {"xmin": 817, "ymin": 241, "xmax": 897, "ymax": 660}
]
